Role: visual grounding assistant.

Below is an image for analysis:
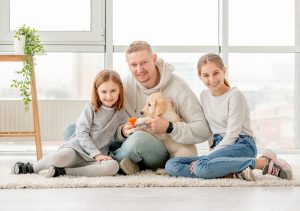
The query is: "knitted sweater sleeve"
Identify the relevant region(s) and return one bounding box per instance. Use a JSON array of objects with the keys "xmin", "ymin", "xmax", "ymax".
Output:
[
  {"xmin": 75, "ymin": 104, "xmax": 101, "ymax": 158},
  {"xmin": 170, "ymin": 88, "xmax": 212, "ymax": 144}
]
